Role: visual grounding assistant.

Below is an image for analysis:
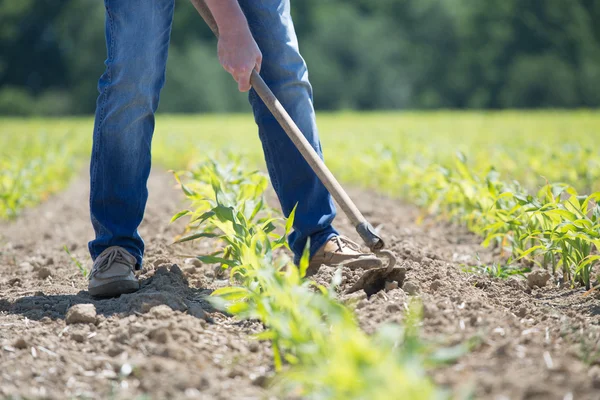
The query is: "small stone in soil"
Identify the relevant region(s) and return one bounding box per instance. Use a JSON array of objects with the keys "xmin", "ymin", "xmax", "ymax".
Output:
[
  {"xmin": 385, "ymin": 280, "xmax": 399, "ymax": 291},
  {"xmin": 527, "ymin": 270, "xmax": 551, "ymax": 289},
  {"xmin": 402, "ymin": 281, "xmax": 420, "ymax": 295},
  {"xmin": 66, "ymin": 304, "xmax": 97, "ymax": 325}
]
